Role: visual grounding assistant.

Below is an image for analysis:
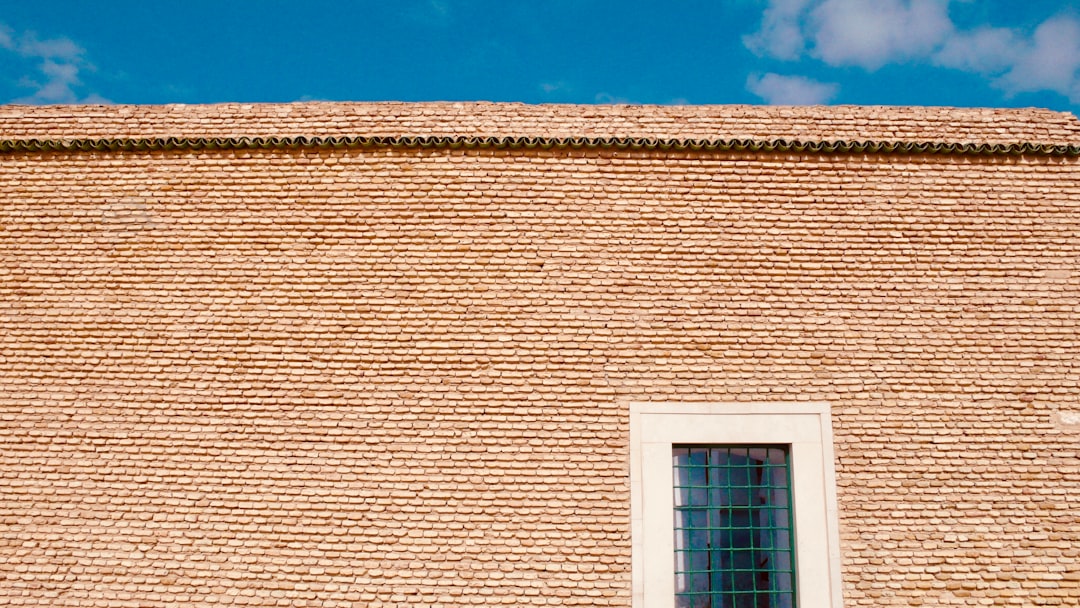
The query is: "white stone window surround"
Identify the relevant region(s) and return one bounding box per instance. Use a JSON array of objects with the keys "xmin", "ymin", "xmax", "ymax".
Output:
[{"xmin": 630, "ymin": 402, "xmax": 844, "ymax": 608}]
